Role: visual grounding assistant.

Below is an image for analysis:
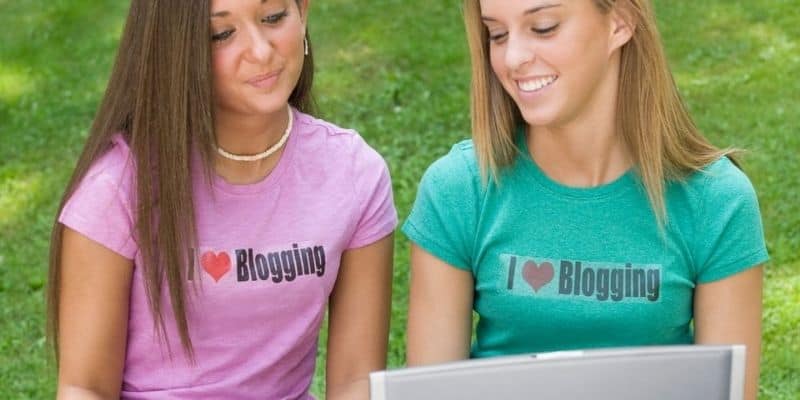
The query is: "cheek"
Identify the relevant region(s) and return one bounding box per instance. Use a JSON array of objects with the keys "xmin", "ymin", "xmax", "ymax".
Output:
[
  {"xmin": 489, "ymin": 47, "xmax": 502, "ymax": 75},
  {"xmin": 568, "ymin": 22, "xmax": 612, "ymax": 70},
  {"xmin": 567, "ymin": 39, "xmax": 609, "ymax": 85},
  {"xmin": 540, "ymin": 28, "xmax": 606, "ymax": 91},
  {"xmin": 489, "ymin": 46, "xmax": 511, "ymax": 87},
  {"xmin": 273, "ymin": 27, "xmax": 303, "ymax": 60},
  {"xmin": 211, "ymin": 49, "xmax": 237, "ymax": 92}
]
